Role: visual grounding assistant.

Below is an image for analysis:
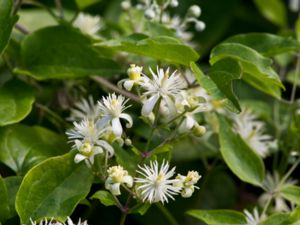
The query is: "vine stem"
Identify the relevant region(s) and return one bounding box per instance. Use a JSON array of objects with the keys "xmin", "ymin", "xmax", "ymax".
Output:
[
  {"xmin": 261, "ymin": 195, "xmax": 272, "ymax": 219},
  {"xmin": 54, "ymin": 0, "xmax": 64, "ymax": 19},
  {"xmin": 290, "ymin": 53, "xmax": 300, "ymax": 103},
  {"xmin": 119, "ymin": 213, "xmax": 127, "ymax": 225},
  {"xmin": 91, "ymin": 76, "xmax": 141, "ymax": 103},
  {"xmin": 156, "ymin": 203, "xmax": 180, "ymax": 225},
  {"xmin": 279, "ymin": 158, "xmax": 300, "ymax": 186}
]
